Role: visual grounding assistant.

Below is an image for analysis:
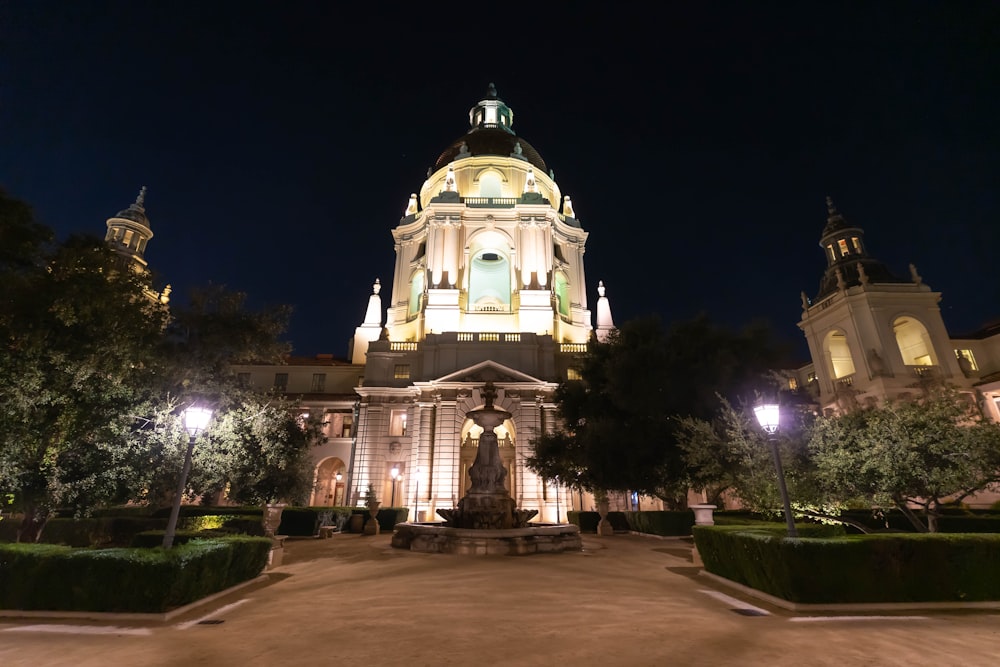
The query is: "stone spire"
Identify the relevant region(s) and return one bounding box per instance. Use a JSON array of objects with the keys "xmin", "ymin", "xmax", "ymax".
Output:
[
  {"xmin": 595, "ymin": 280, "xmax": 615, "ymax": 342},
  {"xmin": 523, "ymin": 167, "xmax": 538, "ymax": 194},
  {"xmin": 563, "ymin": 195, "xmax": 576, "ymax": 218},
  {"xmin": 352, "ymin": 279, "xmax": 385, "ymax": 364},
  {"xmin": 404, "ymin": 193, "xmax": 419, "ymax": 217}
]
